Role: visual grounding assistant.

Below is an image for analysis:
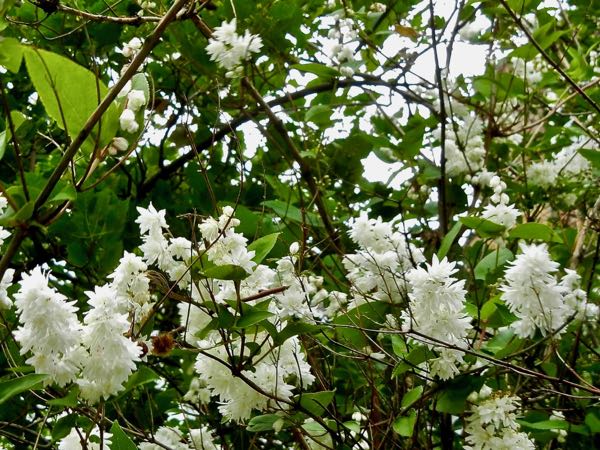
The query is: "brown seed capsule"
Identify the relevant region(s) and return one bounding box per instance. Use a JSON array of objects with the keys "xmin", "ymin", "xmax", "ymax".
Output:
[{"xmin": 151, "ymin": 333, "xmax": 176, "ymax": 356}]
